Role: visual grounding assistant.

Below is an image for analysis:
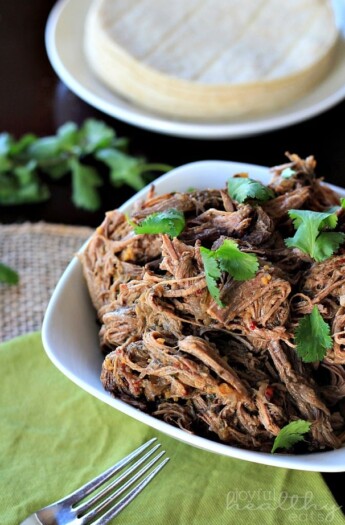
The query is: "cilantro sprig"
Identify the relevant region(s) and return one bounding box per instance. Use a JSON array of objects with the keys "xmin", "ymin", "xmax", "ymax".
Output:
[
  {"xmin": 271, "ymin": 420, "xmax": 311, "ymax": 453},
  {"xmin": 227, "ymin": 176, "xmax": 274, "ymax": 203},
  {"xmin": 132, "ymin": 209, "xmax": 185, "ymax": 237},
  {"xmin": 295, "ymin": 306, "xmax": 332, "ymax": 363},
  {"xmin": 0, "ymin": 120, "xmax": 172, "ymax": 211},
  {"xmin": 285, "ymin": 209, "xmax": 345, "ymax": 262},
  {"xmin": 0, "ymin": 262, "xmax": 19, "ymax": 285},
  {"xmin": 200, "ymin": 239, "xmax": 259, "ymax": 307}
]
